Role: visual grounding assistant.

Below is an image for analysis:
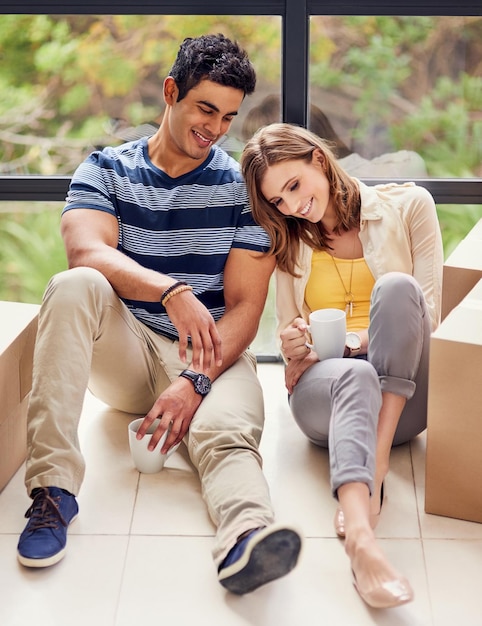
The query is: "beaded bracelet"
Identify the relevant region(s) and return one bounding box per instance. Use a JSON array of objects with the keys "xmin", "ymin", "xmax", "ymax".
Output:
[
  {"xmin": 161, "ymin": 282, "xmax": 193, "ymax": 307},
  {"xmin": 160, "ymin": 281, "xmax": 187, "ymax": 303}
]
